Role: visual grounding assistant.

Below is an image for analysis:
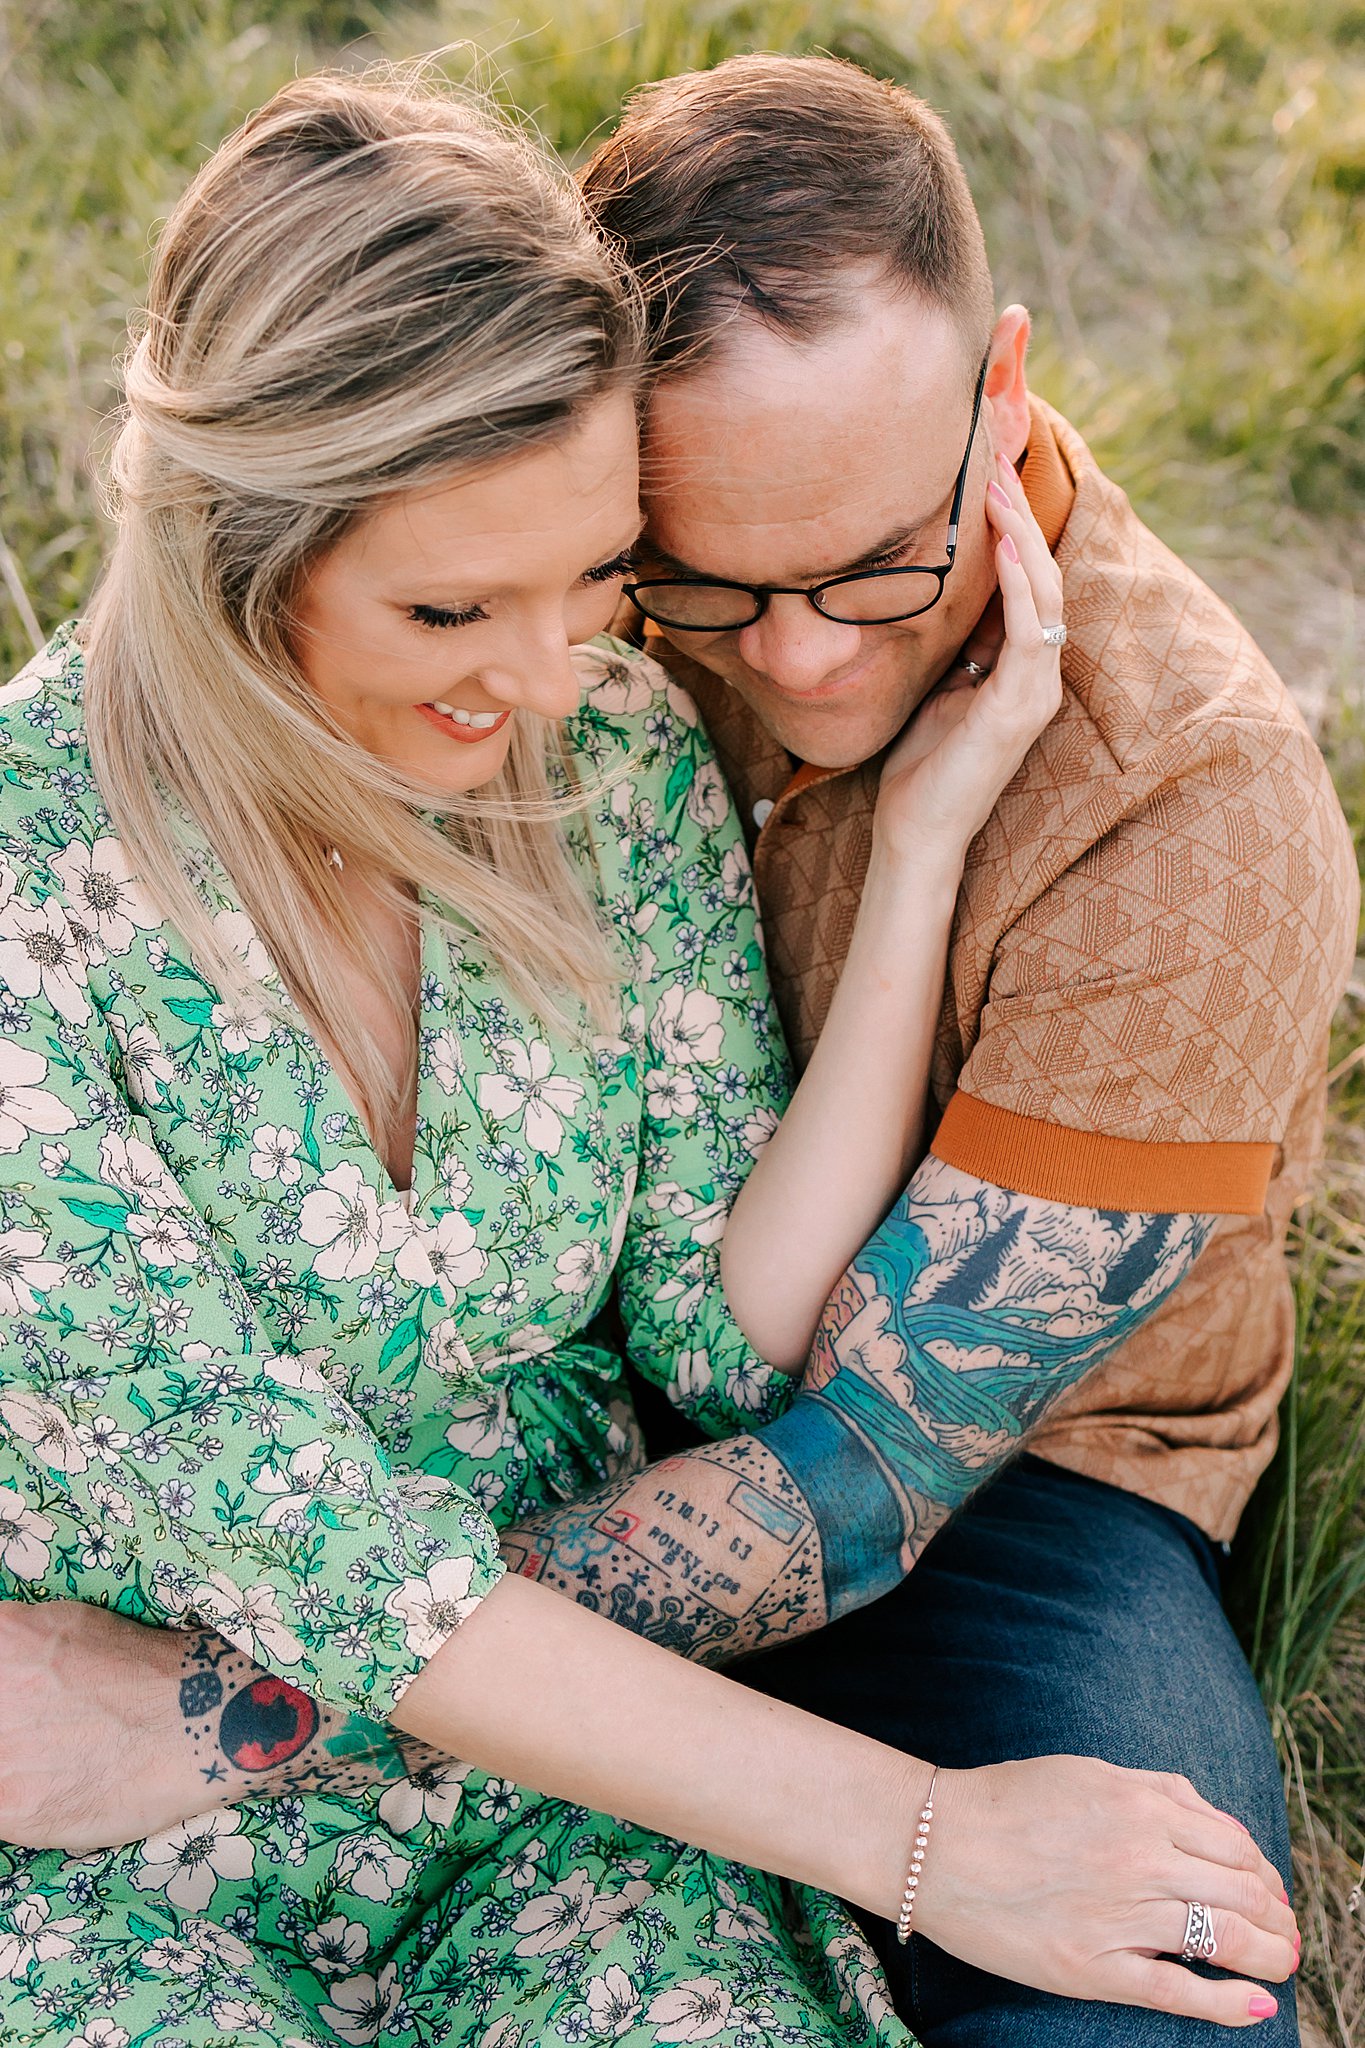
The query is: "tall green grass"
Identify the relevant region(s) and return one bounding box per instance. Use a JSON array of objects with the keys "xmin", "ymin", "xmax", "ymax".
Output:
[{"xmin": 2, "ymin": 0, "xmax": 1363, "ymax": 2032}]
